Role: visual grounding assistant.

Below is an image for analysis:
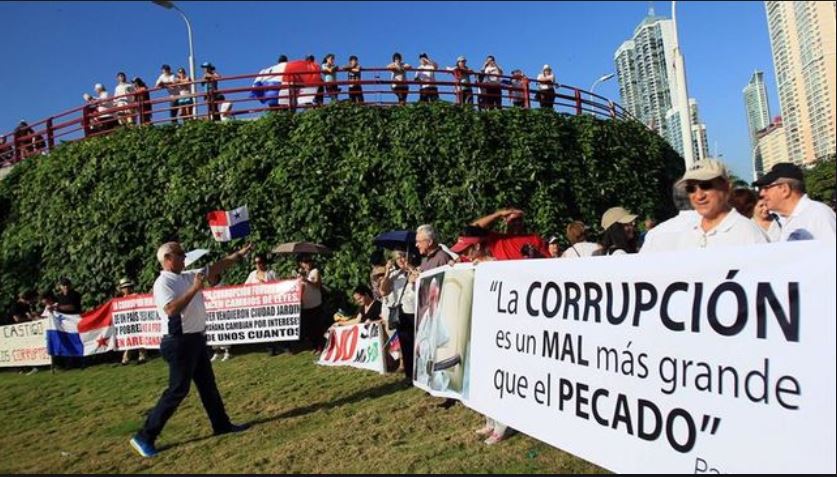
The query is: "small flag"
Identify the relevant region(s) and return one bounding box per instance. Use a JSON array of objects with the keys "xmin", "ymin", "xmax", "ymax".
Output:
[
  {"xmin": 45, "ymin": 301, "xmax": 115, "ymax": 357},
  {"xmin": 207, "ymin": 206, "xmax": 250, "ymax": 242}
]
